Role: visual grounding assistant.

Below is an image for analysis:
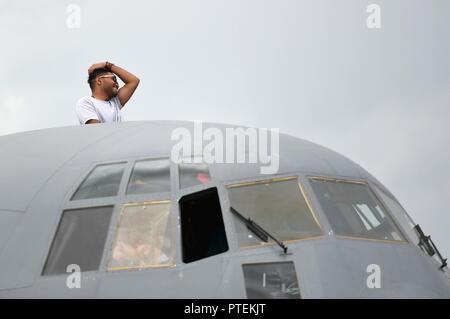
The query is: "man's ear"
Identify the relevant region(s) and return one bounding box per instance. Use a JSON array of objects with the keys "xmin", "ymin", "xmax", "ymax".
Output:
[{"xmin": 96, "ymin": 77, "xmax": 102, "ymax": 87}]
